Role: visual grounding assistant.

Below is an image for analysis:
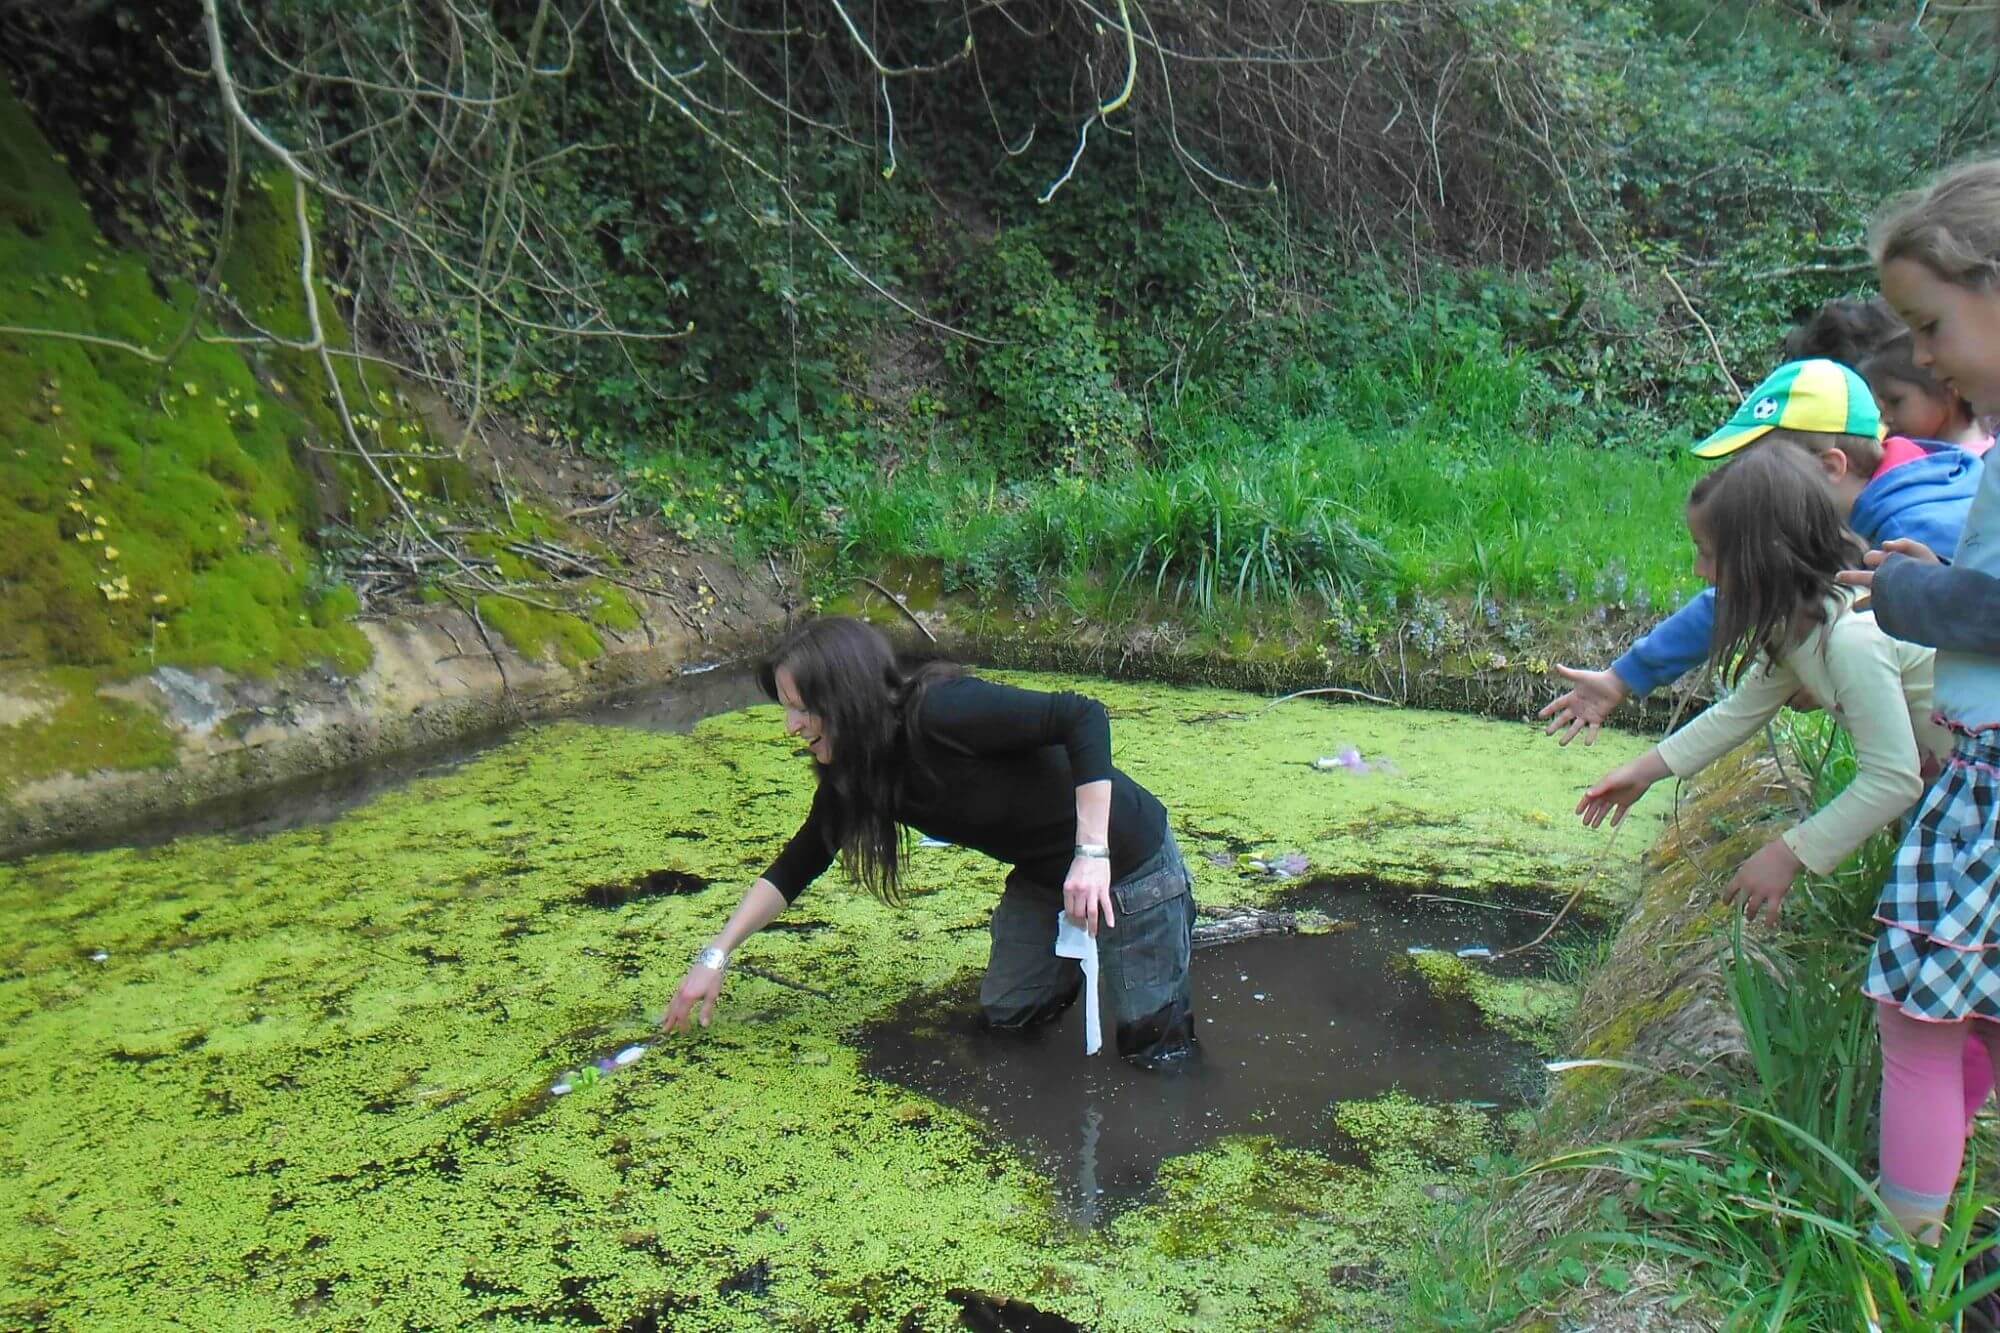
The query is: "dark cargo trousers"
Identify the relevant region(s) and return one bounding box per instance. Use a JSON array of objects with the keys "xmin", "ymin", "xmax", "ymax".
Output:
[{"xmin": 978, "ymin": 831, "xmax": 1197, "ymax": 1066}]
